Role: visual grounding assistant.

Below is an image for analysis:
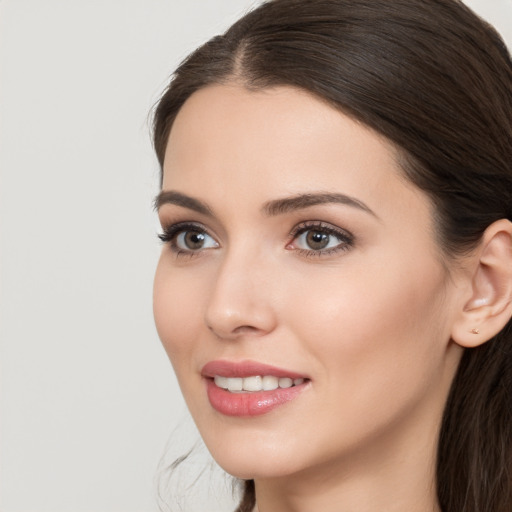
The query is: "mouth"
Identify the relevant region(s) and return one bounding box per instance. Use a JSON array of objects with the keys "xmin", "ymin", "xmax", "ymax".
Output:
[
  {"xmin": 201, "ymin": 360, "xmax": 310, "ymax": 417},
  {"xmin": 213, "ymin": 375, "xmax": 305, "ymax": 393}
]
